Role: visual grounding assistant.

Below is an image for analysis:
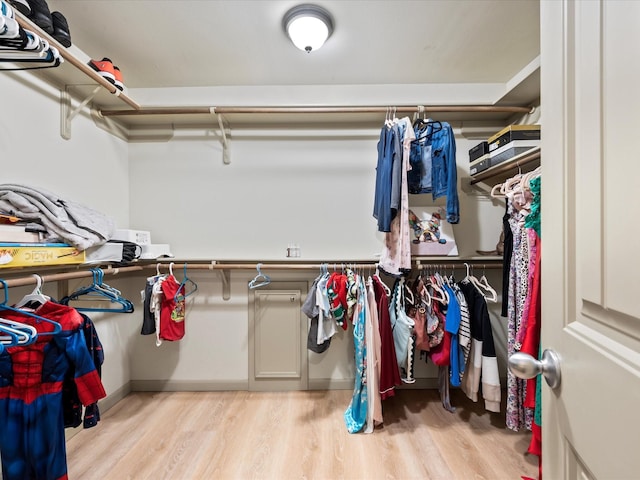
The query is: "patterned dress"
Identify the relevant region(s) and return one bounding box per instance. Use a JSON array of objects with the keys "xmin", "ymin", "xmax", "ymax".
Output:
[{"xmin": 506, "ymin": 201, "xmax": 534, "ymax": 431}]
